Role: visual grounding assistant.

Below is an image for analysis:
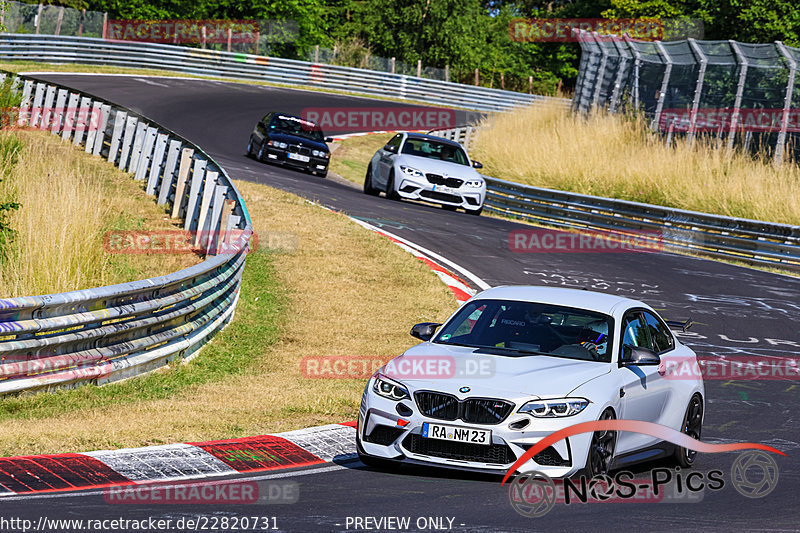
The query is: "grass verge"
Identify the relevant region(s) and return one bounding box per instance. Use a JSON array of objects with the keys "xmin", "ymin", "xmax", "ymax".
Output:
[
  {"xmin": 470, "ymin": 102, "xmax": 800, "ymax": 226},
  {"xmin": 0, "ymin": 130, "xmax": 200, "ymax": 297},
  {"xmin": 0, "ymin": 180, "xmax": 457, "ymax": 456}
]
